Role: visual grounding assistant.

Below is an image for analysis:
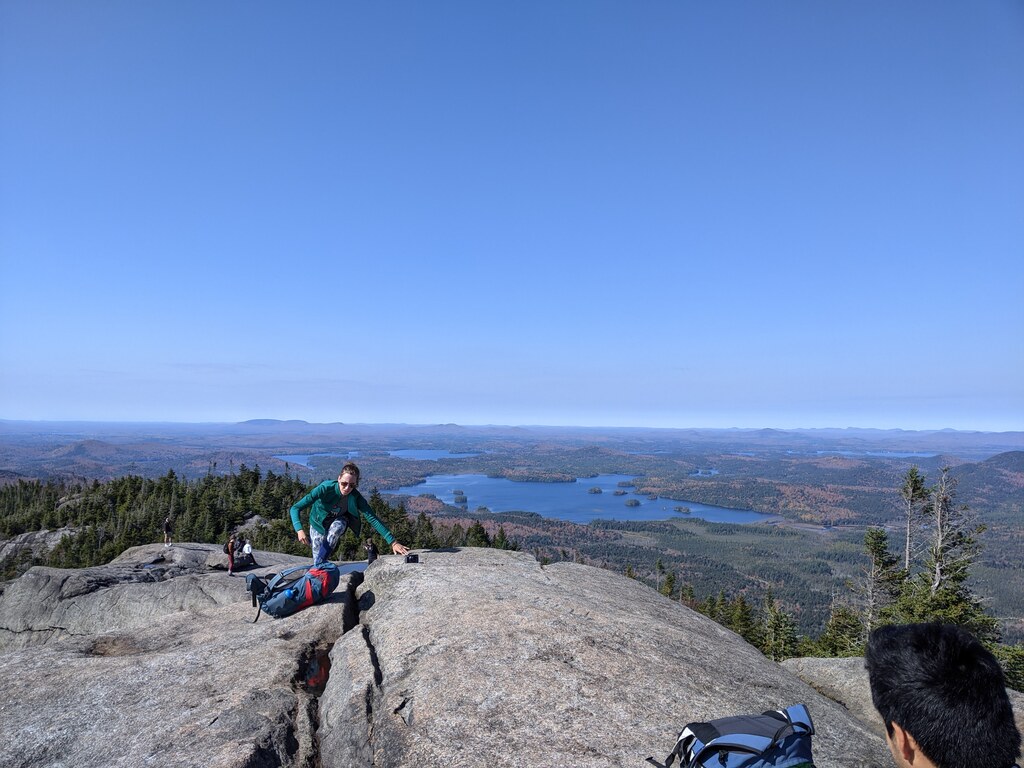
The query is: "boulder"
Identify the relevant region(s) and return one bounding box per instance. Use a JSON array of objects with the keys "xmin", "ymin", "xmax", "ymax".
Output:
[
  {"xmin": 0, "ymin": 526, "xmax": 78, "ymax": 566},
  {"xmin": 0, "ymin": 592, "xmax": 354, "ymax": 768},
  {"xmin": 781, "ymin": 657, "xmax": 885, "ymax": 738},
  {"xmin": 783, "ymin": 655, "xmax": 1024, "ymax": 746},
  {"xmin": 0, "ymin": 543, "xmax": 310, "ymax": 651}
]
